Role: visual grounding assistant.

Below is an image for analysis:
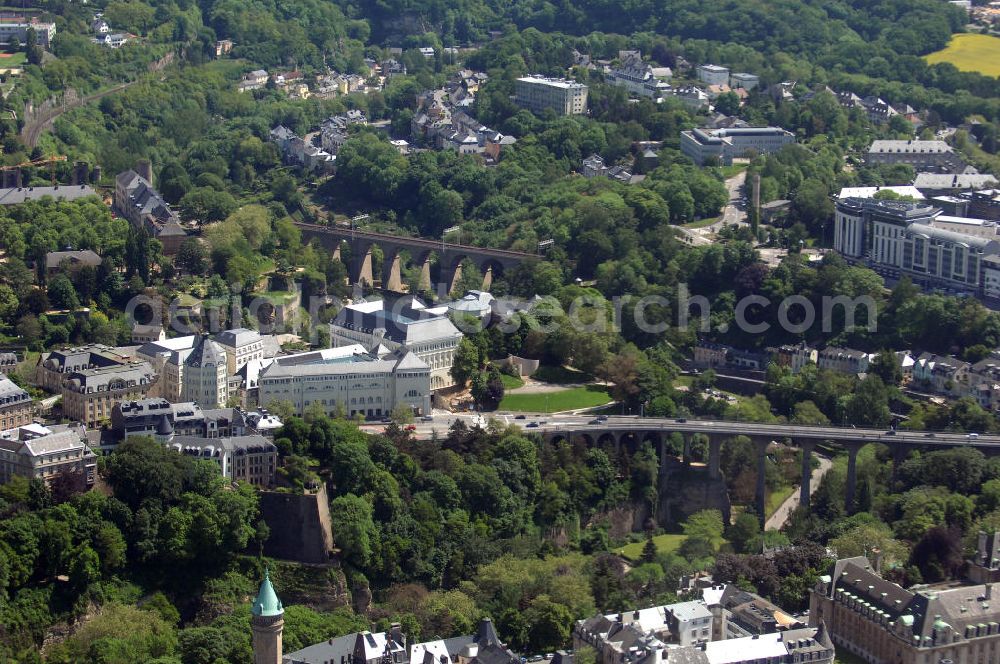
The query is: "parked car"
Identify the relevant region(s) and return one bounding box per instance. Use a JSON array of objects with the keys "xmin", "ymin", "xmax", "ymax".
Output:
[{"xmin": 420, "ymin": 415, "xmax": 434, "ymax": 422}]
